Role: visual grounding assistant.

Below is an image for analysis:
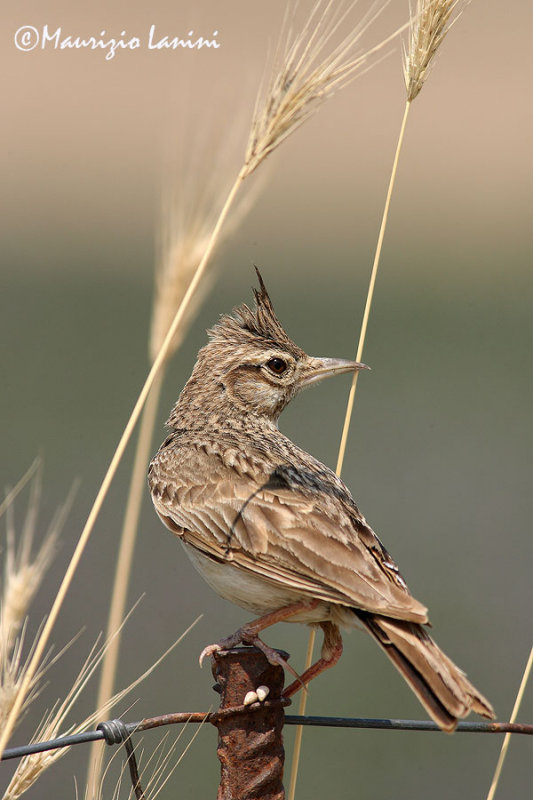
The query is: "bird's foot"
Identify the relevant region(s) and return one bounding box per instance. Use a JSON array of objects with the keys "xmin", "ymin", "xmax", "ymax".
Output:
[
  {"xmin": 199, "ymin": 624, "xmax": 305, "ymax": 687},
  {"xmin": 283, "ymin": 621, "xmax": 343, "ymax": 698}
]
